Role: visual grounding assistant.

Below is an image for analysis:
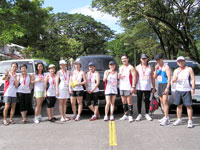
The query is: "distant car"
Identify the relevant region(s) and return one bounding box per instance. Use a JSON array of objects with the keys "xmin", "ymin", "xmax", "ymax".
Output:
[
  {"xmin": 71, "ymin": 55, "xmax": 122, "ymax": 111},
  {"xmin": 149, "ymin": 59, "xmax": 200, "ymax": 112},
  {"xmin": 0, "ymin": 59, "xmax": 48, "ymax": 113}
]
